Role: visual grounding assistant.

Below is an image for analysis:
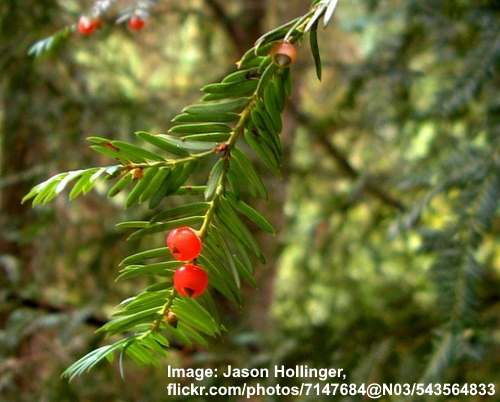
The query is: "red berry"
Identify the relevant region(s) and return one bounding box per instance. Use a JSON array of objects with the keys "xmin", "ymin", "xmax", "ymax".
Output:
[
  {"xmin": 166, "ymin": 226, "xmax": 202, "ymax": 261},
  {"xmin": 173, "ymin": 264, "xmax": 208, "ymax": 298},
  {"xmin": 78, "ymin": 16, "xmax": 98, "ymax": 36},
  {"xmin": 128, "ymin": 16, "xmax": 145, "ymax": 31},
  {"xmin": 270, "ymin": 41, "xmax": 297, "ymax": 67}
]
